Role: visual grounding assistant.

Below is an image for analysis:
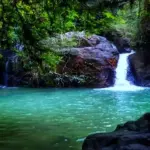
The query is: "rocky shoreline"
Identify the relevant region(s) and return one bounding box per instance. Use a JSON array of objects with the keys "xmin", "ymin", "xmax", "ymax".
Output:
[{"xmin": 82, "ymin": 113, "xmax": 150, "ymax": 150}]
